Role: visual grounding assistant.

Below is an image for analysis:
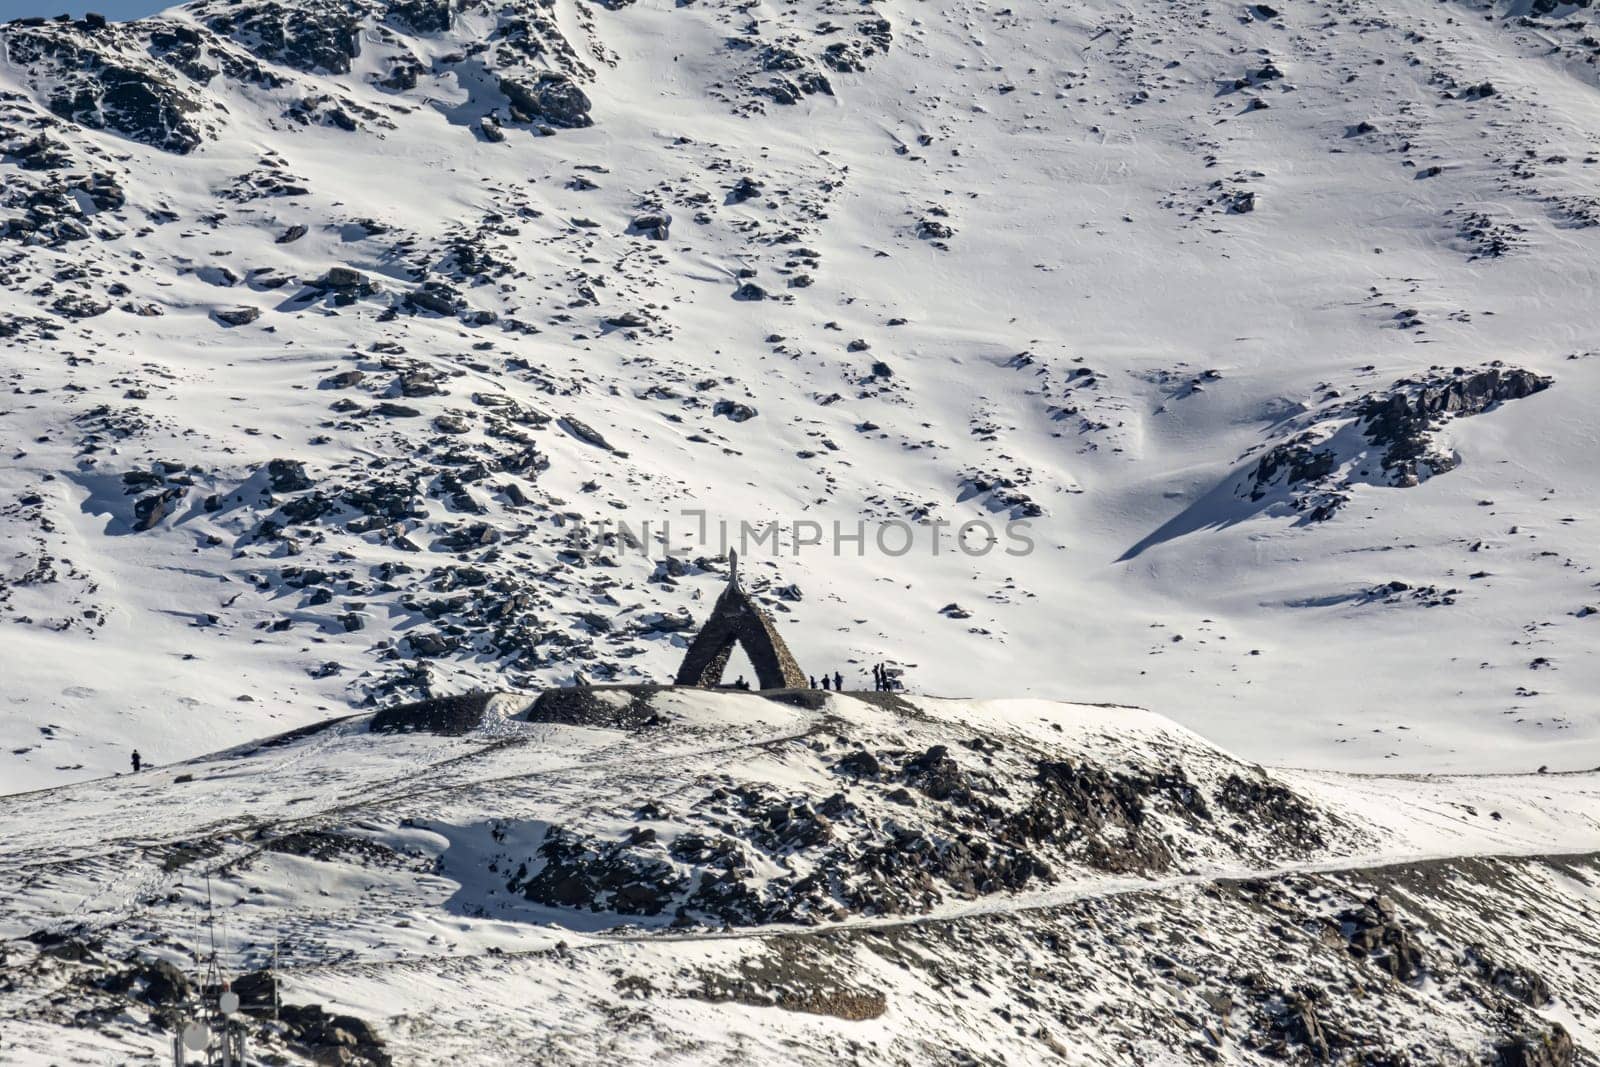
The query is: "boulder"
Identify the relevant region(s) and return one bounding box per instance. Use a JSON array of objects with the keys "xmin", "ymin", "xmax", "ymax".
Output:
[
  {"xmin": 51, "ymin": 293, "xmax": 110, "ymax": 319},
  {"xmin": 559, "ymin": 415, "xmax": 616, "ymax": 452},
  {"xmin": 205, "ymin": 3, "xmax": 362, "ymax": 75},
  {"xmin": 1496, "ymin": 1025, "xmax": 1575, "ymax": 1067},
  {"xmin": 713, "ymin": 399, "xmax": 758, "ymax": 422},
  {"xmin": 498, "ymin": 73, "xmax": 593, "ymax": 129},
  {"xmin": 405, "ymin": 282, "xmax": 462, "ymax": 316},
  {"xmin": 213, "ymin": 306, "xmax": 261, "ymax": 326},
  {"xmin": 728, "ymin": 176, "xmax": 764, "ymax": 203},
  {"xmin": 133, "ymin": 488, "xmax": 184, "ymax": 531},
  {"xmin": 267, "ymin": 459, "xmax": 314, "ymax": 493},
  {"xmin": 627, "ymin": 212, "xmax": 671, "ymax": 240}
]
